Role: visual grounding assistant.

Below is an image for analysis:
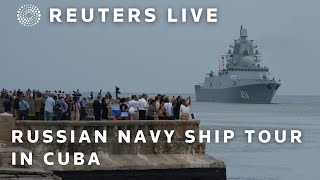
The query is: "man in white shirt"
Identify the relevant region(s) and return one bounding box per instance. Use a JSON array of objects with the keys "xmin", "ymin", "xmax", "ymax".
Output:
[
  {"xmin": 137, "ymin": 94, "xmax": 148, "ymax": 120},
  {"xmin": 128, "ymin": 95, "xmax": 139, "ymax": 120},
  {"xmin": 163, "ymin": 97, "xmax": 173, "ymax": 119},
  {"xmin": 44, "ymin": 95, "xmax": 55, "ymax": 121}
]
